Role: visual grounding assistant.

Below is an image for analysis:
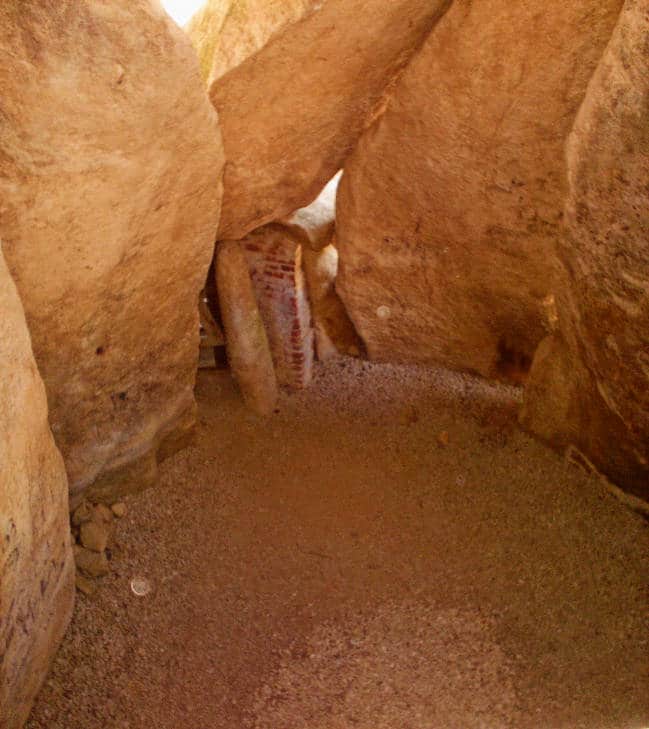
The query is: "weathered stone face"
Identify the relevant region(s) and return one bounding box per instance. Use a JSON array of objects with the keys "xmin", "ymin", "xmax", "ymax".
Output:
[
  {"xmin": 211, "ymin": 0, "xmax": 451, "ymax": 239},
  {"xmin": 216, "ymin": 241, "xmax": 279, "ymax": 415},
  {"xmin": 0, "ymin": 246, "xmax": 75, "ymax": 729},
  {"xmin": 303, "ymin": 244, "xmax": 363, "ymax": 361},
  {"xmin": 0, "ymin": 1, "xmax": 224, "ymax": 503},
  {"xmin": 187, "ymin": 0, "xmax": 315, "ymax": 84},
  {"xmin": 335, "ymin": 0, "xmax": 623, "ymax": 381},
  {"xmin": 521, "ymin": 0, "xmax": 649, "ymax": 499}
]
